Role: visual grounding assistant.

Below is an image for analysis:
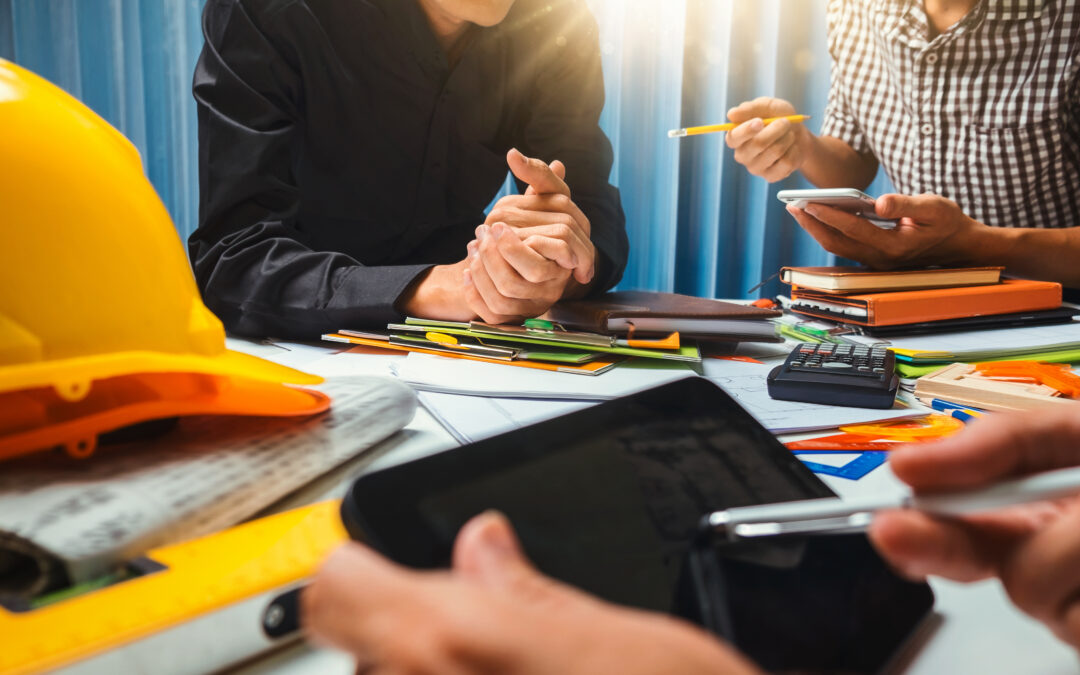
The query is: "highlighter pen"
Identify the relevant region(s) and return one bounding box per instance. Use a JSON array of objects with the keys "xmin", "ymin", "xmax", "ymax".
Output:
[
  {"xmin": 703, "ymin": 464, "xmax": 1080, "ymax": 541},
  {"xmin": 668, "ymin": 114, "xmax": 810, "ymax": 139}
]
